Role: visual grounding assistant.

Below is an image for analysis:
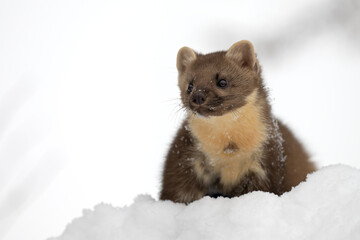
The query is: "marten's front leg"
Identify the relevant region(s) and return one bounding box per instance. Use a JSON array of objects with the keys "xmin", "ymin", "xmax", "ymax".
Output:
[{"xmin": 160, "ymin": 123, "xmax": 207, "ymax": 204}]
